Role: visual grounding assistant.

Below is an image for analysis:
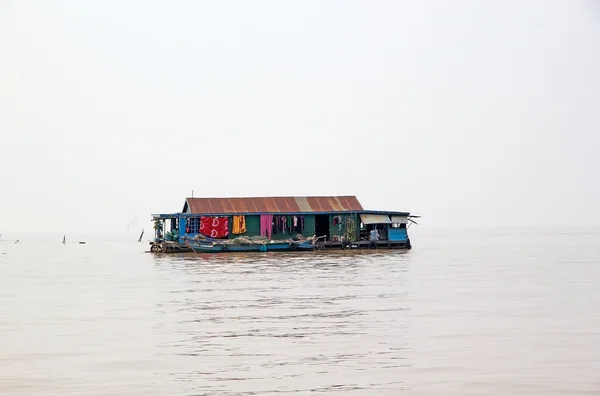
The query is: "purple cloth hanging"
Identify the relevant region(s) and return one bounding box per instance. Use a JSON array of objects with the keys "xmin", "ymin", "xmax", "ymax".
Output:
[{"xmin": 260, "ymin": 214, "xmax": 273, "ymax": 239}]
